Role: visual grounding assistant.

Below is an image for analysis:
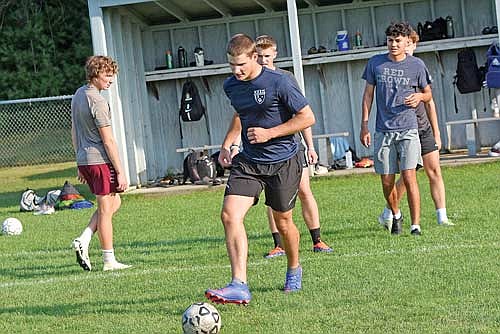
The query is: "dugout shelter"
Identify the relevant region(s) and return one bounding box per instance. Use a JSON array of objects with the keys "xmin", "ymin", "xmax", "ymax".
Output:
[{"xmin": 88, "ymin": 0, "xmax": 500, "ymax": 186}]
